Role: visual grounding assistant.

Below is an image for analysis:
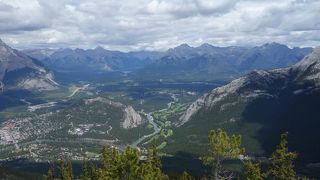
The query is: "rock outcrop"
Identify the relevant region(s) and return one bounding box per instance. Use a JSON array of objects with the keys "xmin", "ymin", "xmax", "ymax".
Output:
[{"xmin": 85, "ymin": 97, "xmax": 142, "ymax": 129}]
